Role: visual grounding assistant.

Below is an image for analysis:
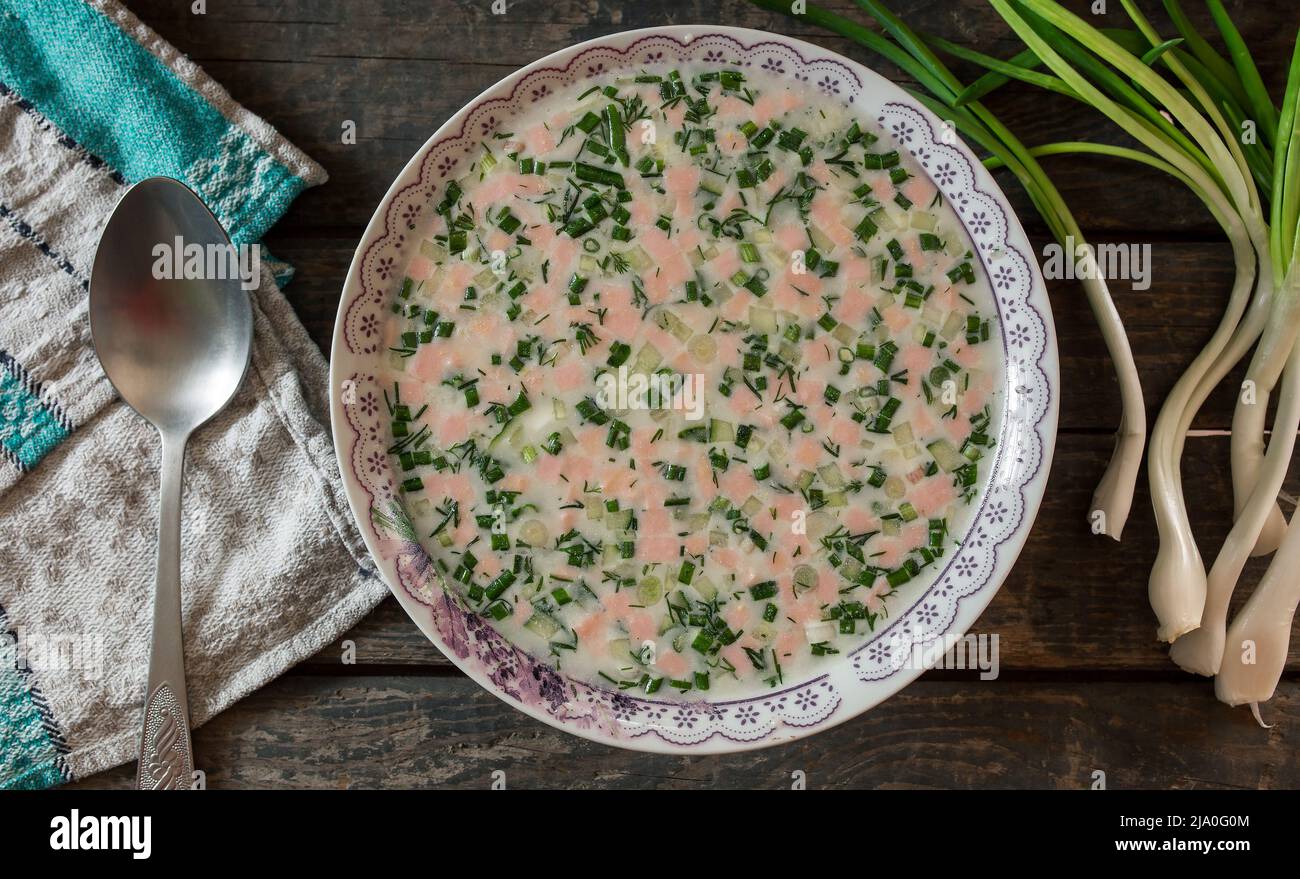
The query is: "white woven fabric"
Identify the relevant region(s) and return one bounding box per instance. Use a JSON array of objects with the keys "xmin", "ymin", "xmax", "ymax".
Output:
[{"xmin": 0, "ymin": 57, "xmax": 385, "ymax": 783}]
